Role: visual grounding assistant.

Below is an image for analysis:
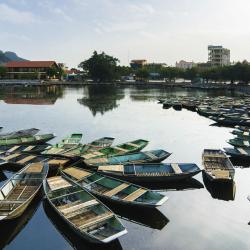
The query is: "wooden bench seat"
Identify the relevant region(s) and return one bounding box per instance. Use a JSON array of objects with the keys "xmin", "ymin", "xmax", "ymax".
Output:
[
  {"xmin": 126, "ymin": 142, "xmax": 139, "ymax": 147},
  {"xmin": 23, "ymin": 146, "xmax": 35, "ymax": 152},
  {"xmin": 238, "ymin": 148, "xmax": 248, "ymax": 155},
  {"xmin": 8, "ymin": 146, "xmax": 21, "ymax": 153},
  {"xmin": 144, "ymin": 152, "xmax": 158, "ymax": 159},
  {"xmin": 47, "ymin": 176, "xmax": 72, "ymax": 191},
  {"xmin": 171, "ymin": 163, "xmax": 182, "ymax": 174},
  {"xmin": 114, "ymin": 147, "xmax": 128, "ymax": 152},
  {"xmin": 25, "ymin": 163, "xmax": 43, "ymax": 173},
  {"xmin": 2, "ymin": 153, "xmax": 21, "ymax": 161},
  {"xmin": 78, "ymin": 212, "xmax": 113, "ymax": 230},
  {"xmin": 104, "ymin": 183, "xmax": 129, "ymax": 197},
  {"xmin": 63, "ymin": 167, "xmax": 92, "ymax": 180},
  {"xmin": 17, "ymin": 155, "xmax": 37, "ymax": 164},
  {"xmin": 123, "ymin": 188, "xmax": 147, "ymax": 202}
]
